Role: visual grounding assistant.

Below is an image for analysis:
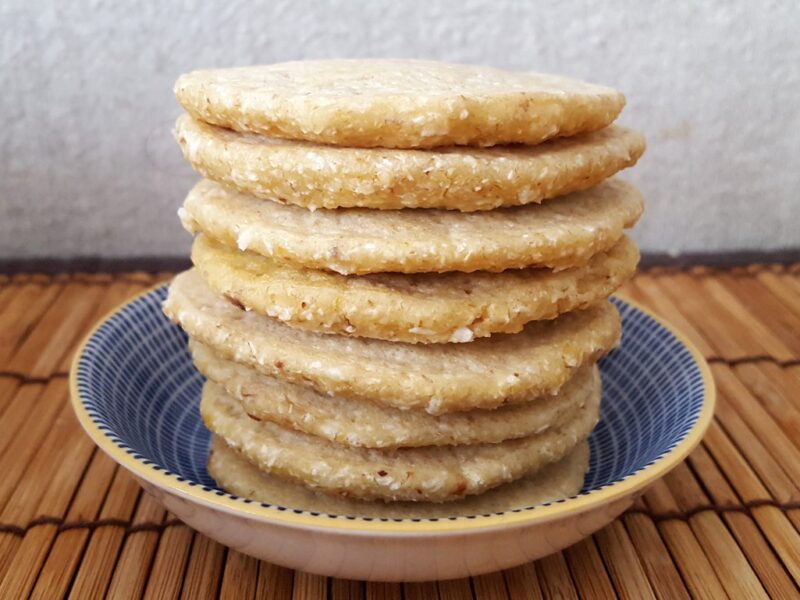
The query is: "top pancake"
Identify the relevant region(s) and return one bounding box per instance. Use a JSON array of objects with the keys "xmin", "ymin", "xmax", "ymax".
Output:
[
  {"xmin": 180, "ymin": 178, "xmax": 643, "ymax": 275},
  {"xmin": 175, "ymin": 115, "xmax": 645, "ymax": 211},
  {"xmin": 174, "ymin": 59, "xmax": 625, "ymax": 148}
]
